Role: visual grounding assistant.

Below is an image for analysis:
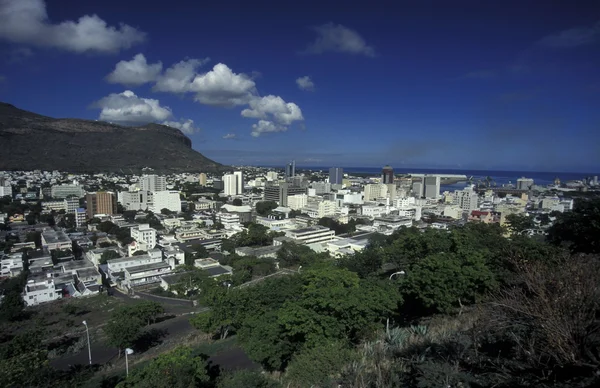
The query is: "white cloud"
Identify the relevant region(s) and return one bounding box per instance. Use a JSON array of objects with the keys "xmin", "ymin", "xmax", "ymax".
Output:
[
  {"xmin": 539, "ymin": 20, "xmax": 600, "ymax": 48},
  {"xmin": 302, "ymin": 23, "xmax": 375, "ymax": 57},
  {"xmin": 0, "ymin": 0, "xmax": 145, "ymax": 54},
  {"xmin": 296, "ymin": 76, "xmax": 315, "ymax": 91},
  {"xmin": 162, "ymin": 119, "xmax": 198, "ymax": 135},
  {"xmin": 223, "ymin": 133, "xmax": 237, "ymax": 139},
  {"xmin": 242, "ymin": 95, "xmax": 304, "ymax": 125},
  {"xmin": 189, "ymin": 63, "xmax": 257, "ymax": 107},
  {"xmin": 251, "ymin": 120, "xmax": 286, "ymax": 137},
  {"xmin": 153, "ymin": 58, "xmax": 210, "ymax": 93},
  {"xmin": 95, "ymin": 90, "xmax": 172, "ymax": 124},
  {"xmin": 106, "ymin": 54, "xmax": 162, "ymax": 86}
]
